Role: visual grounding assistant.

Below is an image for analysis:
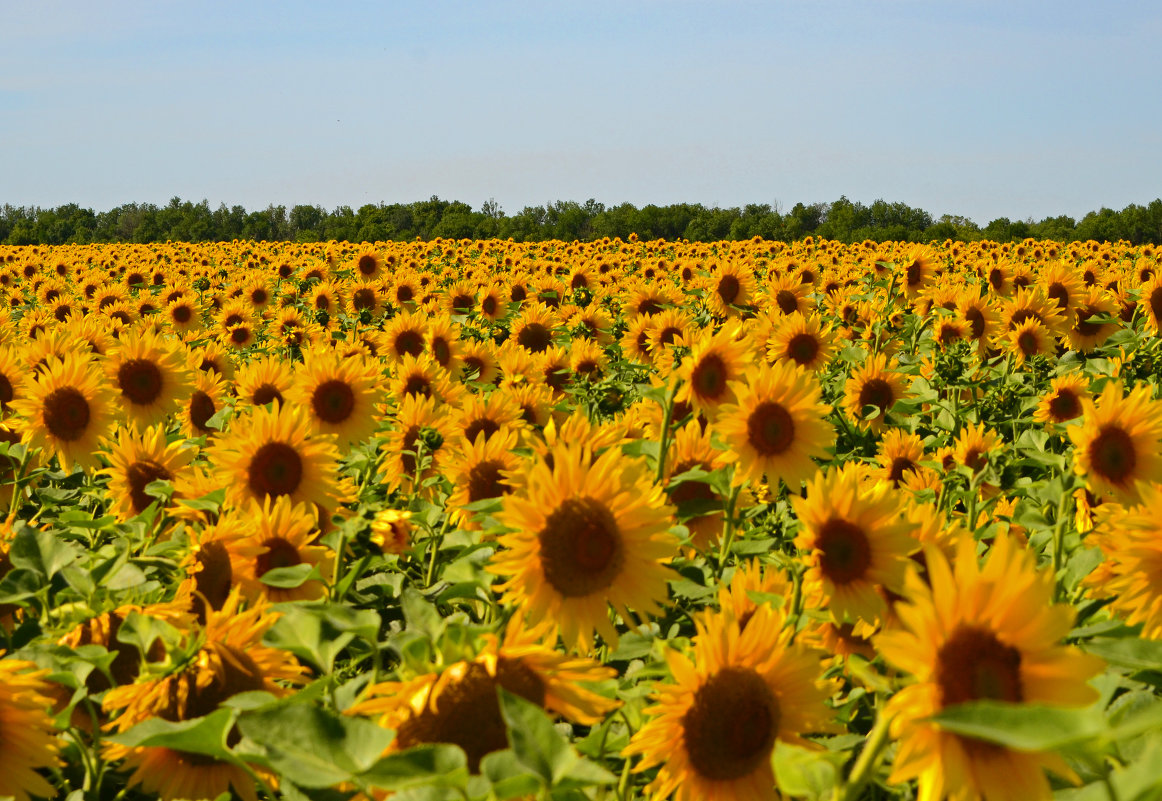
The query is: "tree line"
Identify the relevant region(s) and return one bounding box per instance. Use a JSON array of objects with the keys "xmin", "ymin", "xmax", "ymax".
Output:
[{"xmin": 3, "ymin": 195, "xmax": 1162, "ymax": 246}]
